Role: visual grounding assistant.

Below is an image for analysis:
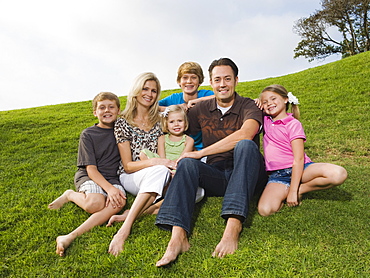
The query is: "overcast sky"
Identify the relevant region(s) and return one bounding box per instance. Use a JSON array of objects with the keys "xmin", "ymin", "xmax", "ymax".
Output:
[{"xmin": 0, "ymin": 0, "xmax": 340, "ymax": 111}]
